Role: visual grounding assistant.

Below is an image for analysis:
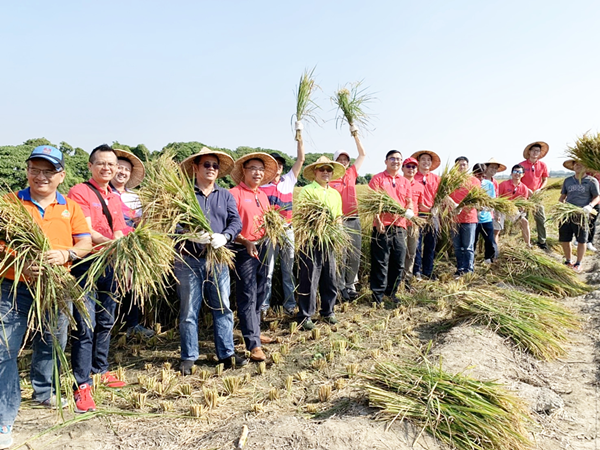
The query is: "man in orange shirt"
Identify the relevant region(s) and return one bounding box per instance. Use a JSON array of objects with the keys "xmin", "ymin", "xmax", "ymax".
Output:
[{"xmin": 0, "ymin": 146, "xmax": 91, "ymax": 448}]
